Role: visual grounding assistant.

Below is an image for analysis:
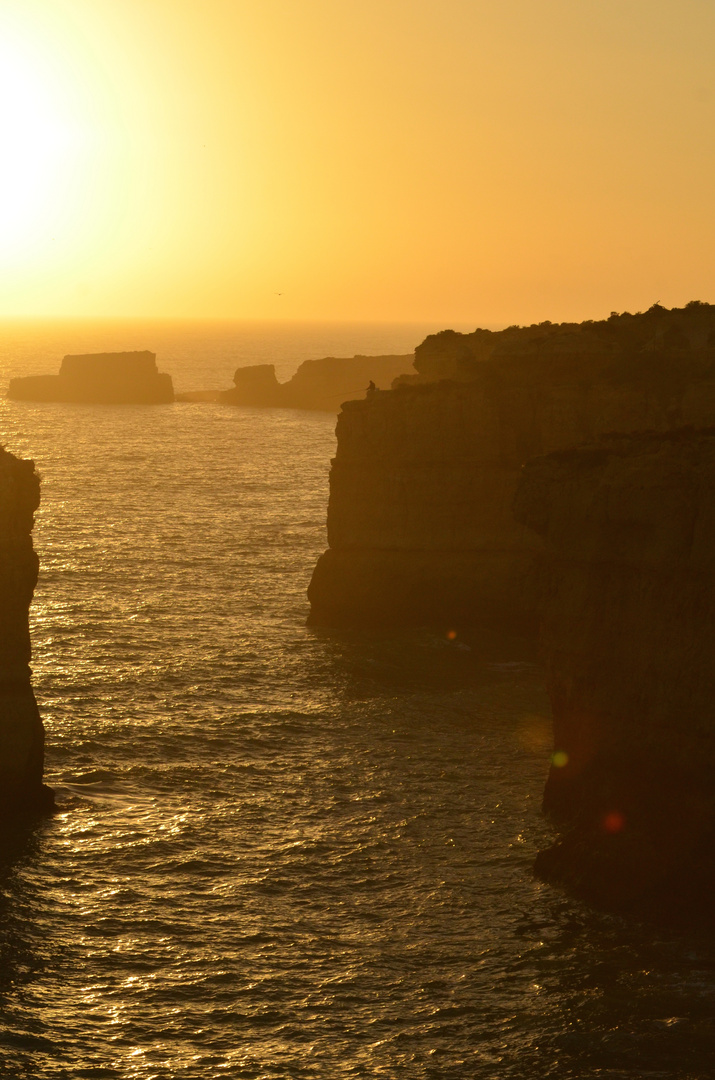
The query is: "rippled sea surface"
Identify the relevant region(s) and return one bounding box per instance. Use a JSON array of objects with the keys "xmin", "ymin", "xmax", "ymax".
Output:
[{"xmin": 1, "ymin": 320, "xmax": 715, "ymax": 1079}]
